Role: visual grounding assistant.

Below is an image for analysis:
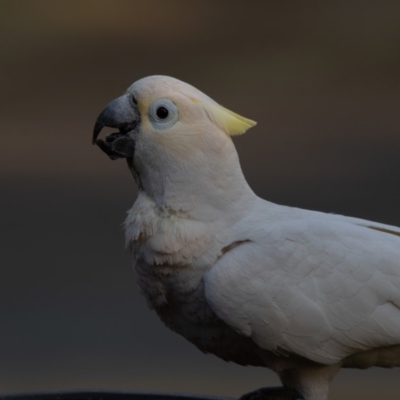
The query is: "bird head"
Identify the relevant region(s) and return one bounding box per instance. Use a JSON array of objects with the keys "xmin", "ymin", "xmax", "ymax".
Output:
[{"xmin": 93, "ymin": 76, "xmax": 257, "ymax": 213}]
